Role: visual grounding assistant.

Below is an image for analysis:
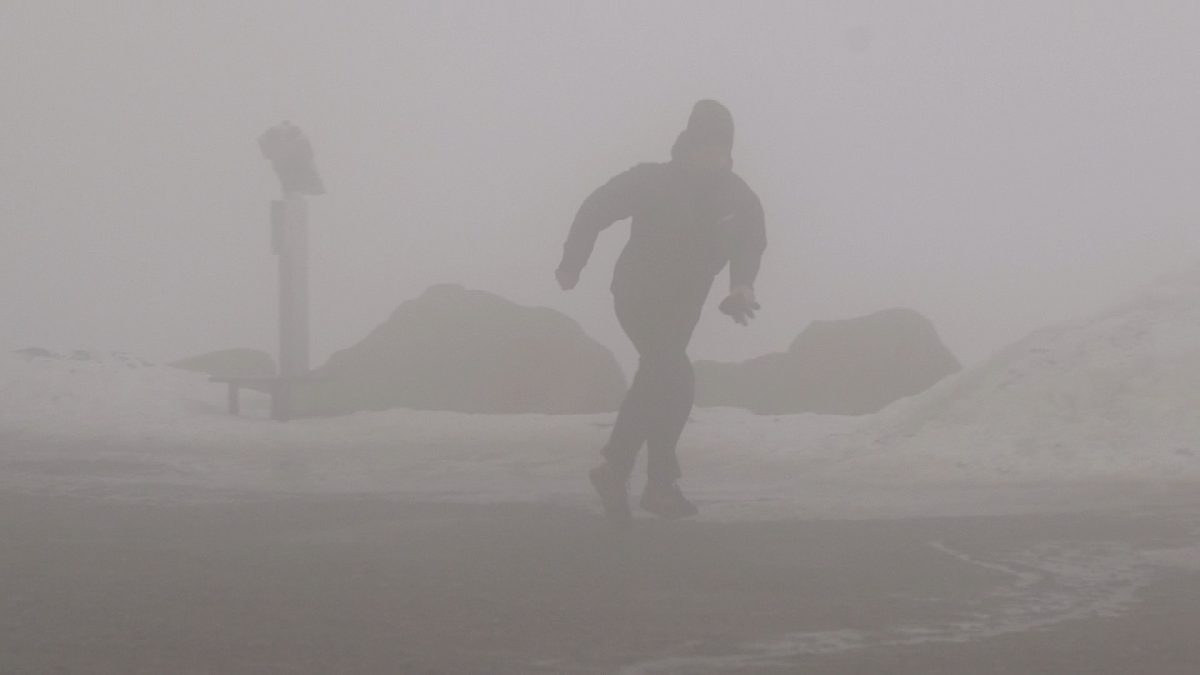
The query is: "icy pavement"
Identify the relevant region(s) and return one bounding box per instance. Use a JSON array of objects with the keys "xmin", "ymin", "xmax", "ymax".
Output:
[{"xmin": 620, "ymin": 537, "xmax": 1200, "ymax": 673}]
